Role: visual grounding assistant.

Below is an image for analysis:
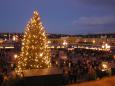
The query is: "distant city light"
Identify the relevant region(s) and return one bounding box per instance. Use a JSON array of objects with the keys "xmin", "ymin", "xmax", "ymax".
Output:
[
  {"xmin": 13, "ymin": 35, "xmax": 18, "ymax": 41},
  {"xmin": 0, "ymin": 39, "xmax": 3, "ymax": 43},
  {"xmin": 48, "ymin": 41, "xmax": 51, "ymax": 44},
  {"xmin": 5, "ymin": 46, "xmax": 14, "ymax": 49},
  {"xmin": 0, "ymin": 46, "xmax": 3, "ymax": 48},
  {"xmin": 102, "ymin": 43, "xmax": 111, "ymax": 51},
  {"xmin": 92, "ymin": 40, "xmax": 96, "ymax": 44},
  {"xmin": 63, "ymin": 40, "xmax": 68, "ymax": 46}
]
